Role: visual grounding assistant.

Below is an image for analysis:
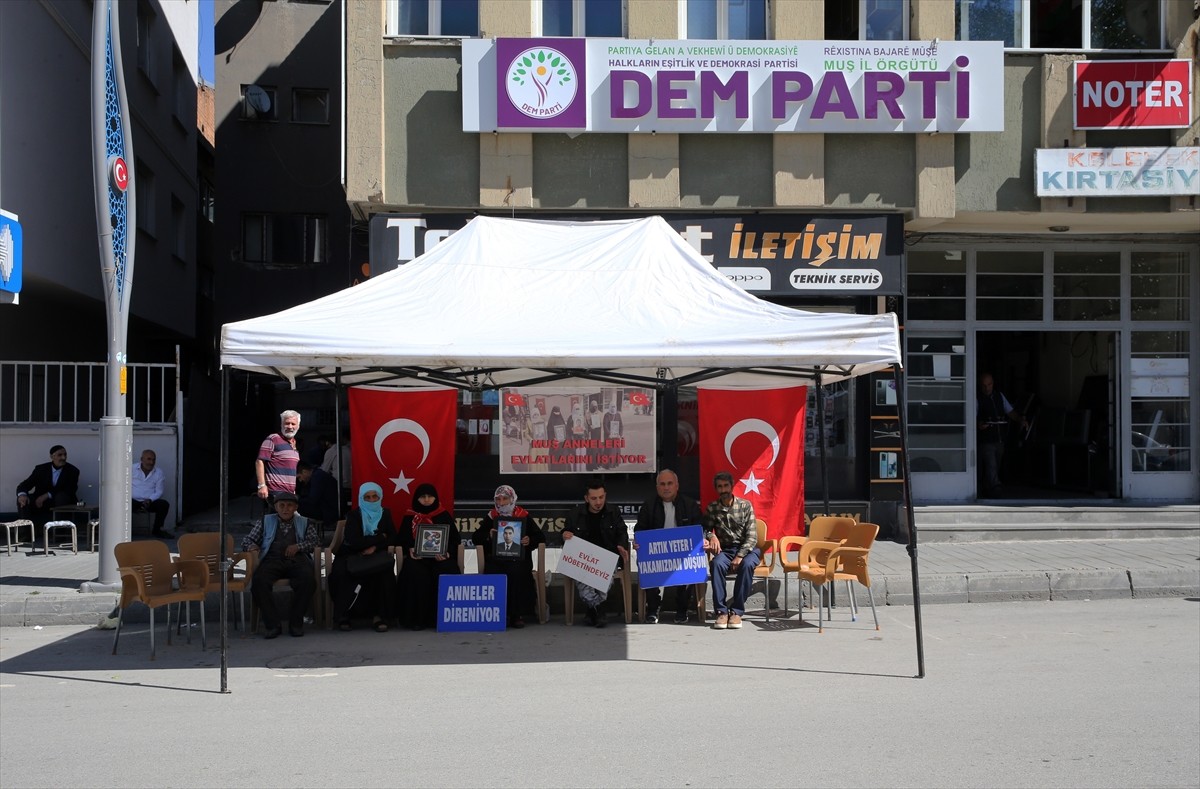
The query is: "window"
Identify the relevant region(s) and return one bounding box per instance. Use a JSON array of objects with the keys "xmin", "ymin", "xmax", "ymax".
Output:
[
  {"xmin": 541, "ymin": 0, "xmax": 624, "ymax": 36},
  {"xmin": 240, "ymin": 84, "xmax": 277, "ymax": 121},
  {"xmin": 291, "ymin": 88, "xmax": 330, "ymax": 124},
  {"xmin": 170, "ymin": 195, "xmax": 186, "ymax": 259},
  {"xmin": 242, "ymin": 213, "xmax": 327, "ymax": 267},
  {"xmin": 955, "ymin": 0, "xmax": 1166, "ymax": 50},
  {"xmin": 173, "ymin": 53, "xmax": 192, "ymax": 124},
  {"xmin": 199, "ymin": 178, "xmax": 215, "ymax": 224},
  {"xmin": 906, "ymin": 251, "xmax": 966, "ymax": 321},
  {"xmin": 136, "ymin": 0, "xmax": 155, "ymax": 82},
  {"xmin": 136, "ymin": 161, "xmax": 155, "ymax": 237},
  {"xmin": 685, "ymin": 0, "xmax": 767, "ymax": 40},
  {"xmin": 826, "ymin": 0, "xmax": 908, "ymax": 41},
  {"xmin": 386, "ymin": 0, "xmax": 479, "ymax": 36},
  {"xmin": 1129, "ymin": 331, "xmax": 1191, "ymax": 472},
  {"xmin": 1131, "ymin": 251, "xmax": 1190, "ymax": 322},
  {"xmin": 1053, "ymin": 252, "xmax": 1119, "ymax": 321},
  {"xmin": 976, "ymin": 251, "xmax": 1042, "ymax": 321}
]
